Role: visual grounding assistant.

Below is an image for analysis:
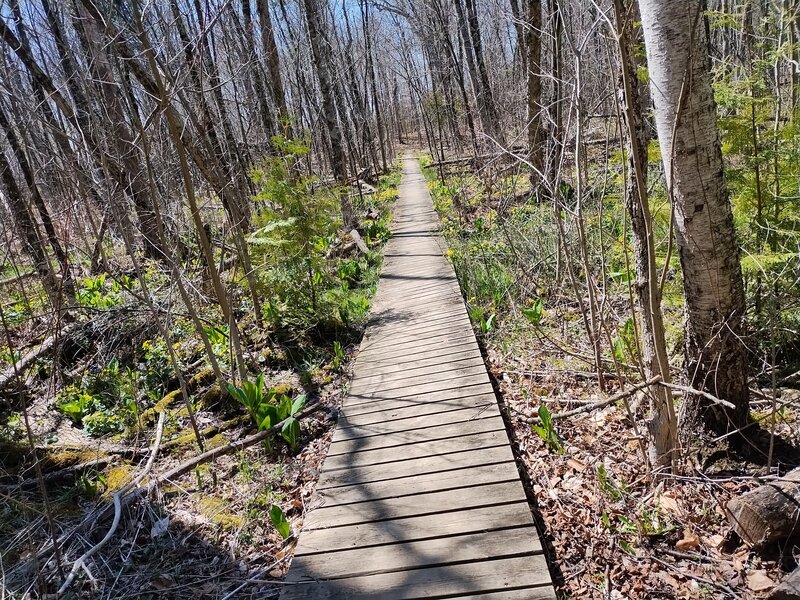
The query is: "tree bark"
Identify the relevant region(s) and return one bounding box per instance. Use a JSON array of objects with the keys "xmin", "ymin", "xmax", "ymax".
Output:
[
  {"xmin": 242, "ymin": 0, "xmax": 277, "ymax": 140},
  {"xmin": 526, "ymin": 0, "xmax": 544, "ymax": 185},
  {"xmin": 0, "ymin": 103, "xmax": 75, "ymax": 303},
  {"xmin": 726, "ymin": 468, "xmax": 800, "ymax": 547},
  {"xmin": 613, "ymin": 0, "xmax": 676, "ymax": 471},
  {"xmin": 74, "ymin": 4, "xmax": 167, "ymax": 260},
  {"xmin": 257, "ymin": 0, "xmax": 290, "ymax": 126},
  {"xmin": 0, "ymin": 149, "xmax": 61, "ymax": 307},
  {"xmin": 638, "ymin": 0, "xmax": 750, "ymax": 433},
  {"xmin": 301, "ymin": 0, "xmax": 354, "ymax": 227},
  {"xmin": 463, "ymin": 0, "xmax": 502, "ymax": 143}
]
